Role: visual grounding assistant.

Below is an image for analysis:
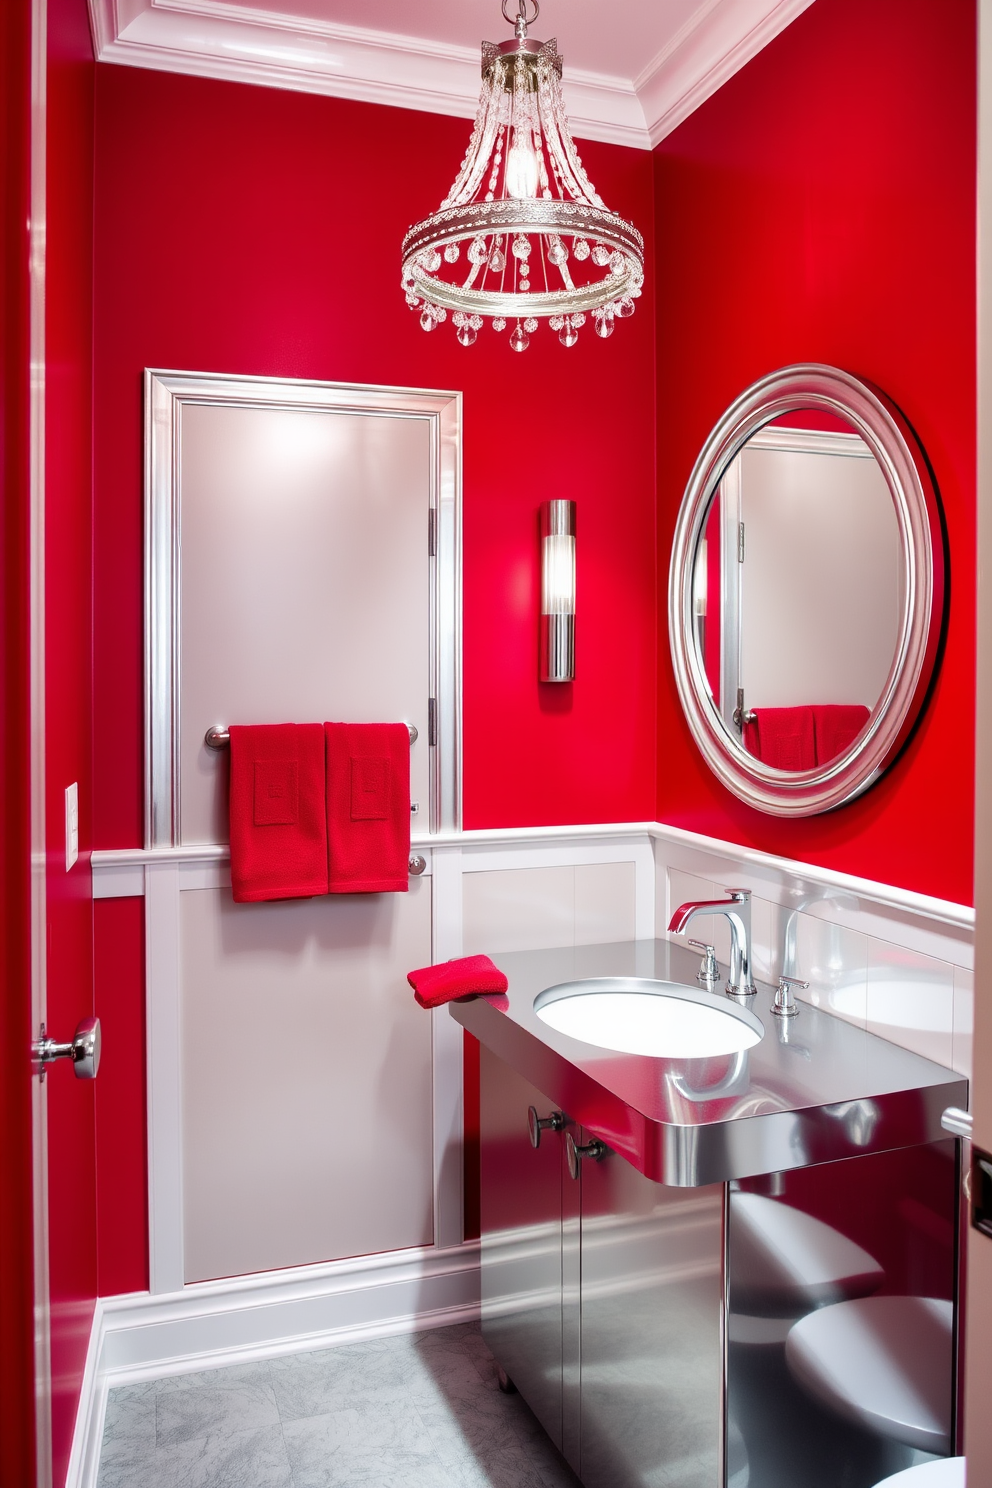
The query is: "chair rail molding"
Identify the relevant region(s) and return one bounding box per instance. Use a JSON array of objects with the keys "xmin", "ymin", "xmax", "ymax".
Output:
[{"xmin": 87, "ymin": 0, "xmax": 815, "ymax": 150}]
